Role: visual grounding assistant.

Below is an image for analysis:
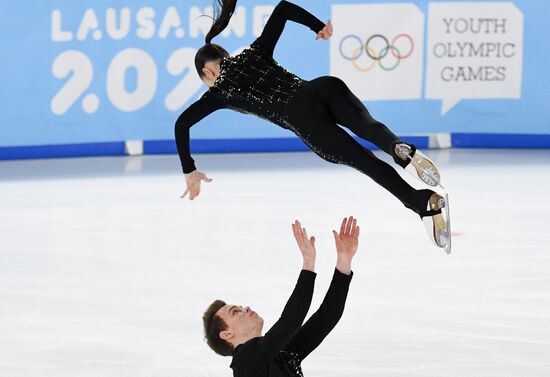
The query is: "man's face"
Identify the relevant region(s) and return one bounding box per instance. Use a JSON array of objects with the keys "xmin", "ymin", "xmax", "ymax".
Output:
[{"xmin": 216, "ymin": 304, "xmax": 264, "ymax": 342}]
